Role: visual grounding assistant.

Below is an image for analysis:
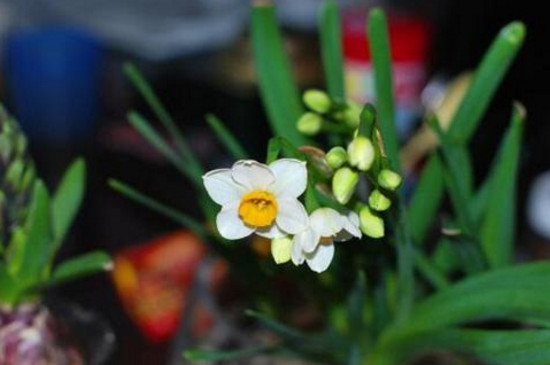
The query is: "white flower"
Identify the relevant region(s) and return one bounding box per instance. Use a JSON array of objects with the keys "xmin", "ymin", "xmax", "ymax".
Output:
[
  {"xmin": 203, "ymin": 159, "xmax": 309, "ymax": 240},
  {"xmin": 291, "ymin": 208, "xmax": 361, "ymax": 273}
]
